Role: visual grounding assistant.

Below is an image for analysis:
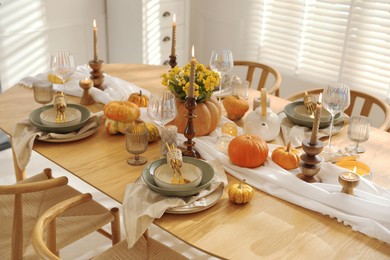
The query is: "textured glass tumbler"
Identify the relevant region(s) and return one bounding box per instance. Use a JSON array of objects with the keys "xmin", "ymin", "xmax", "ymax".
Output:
[
  {"xmin": 347, "ymin": 116, "xmax": 371, "ymax": 154},
  {"xmin": 125, "ymin": 123, "xmax": 149, "ymax": 165},
  {"xmin": 161, "ymin": 125, "xmax": 178, "ymax": 157},
  {"xmin": 33, "ymin": 80, "xmax": 53, "ymax": 105}
]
